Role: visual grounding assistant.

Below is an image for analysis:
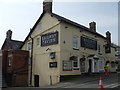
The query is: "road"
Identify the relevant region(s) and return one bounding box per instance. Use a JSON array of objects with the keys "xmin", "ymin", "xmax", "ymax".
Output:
[
  {"xmin": 1, "ymin": 72, "xmax": 120, "ymax": 90},
  {"xmin": 43, "ymin": 72, "xmax": 120, "ymax": 88}
]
